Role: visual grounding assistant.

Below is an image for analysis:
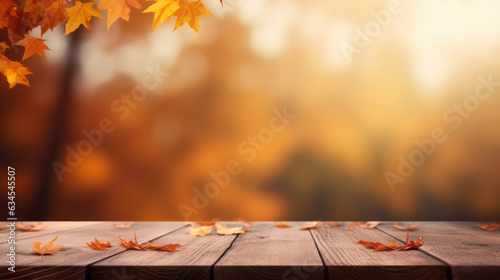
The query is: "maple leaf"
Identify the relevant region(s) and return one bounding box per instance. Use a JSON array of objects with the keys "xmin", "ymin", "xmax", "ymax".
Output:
[
  {"xmin": 0, "ymin": 42, "xmax": 10, "ymax": 54},
  {"xmin": 479, "ymin": 221, "xmax": 500, "ymax": 231},
  {"xmin": 236, "ymin": 218, "xmax": 253, "ymax": 228},
  {"xmin": 143, "ymin": 0, "xmax": 181, "ymax": 31},
  {"xmin": 359, "ymin": 221, "xmax": 381, "ymax": 229},
  {"xmin": 15, "ymin": 34, "xmax": 50, "ymax": 61},
  {"xmin": 118, "ymin": 232, "xmax": 146, "ymax": 250},
  {"xmin": 144, "ymin": 241, "xmax": 182, "ymax": 251},
  {"xmin": 0, "ymin": 0, "xmax": 23, "ymax": 44},
  {"xmin": 32, "ymin": 236, "xmax": 63, "ymax": 259},
  {"xmin": 173, "ymin": 0, "xmax": 213, "ymax": 34},
  {"xmin": 300, "ymin": 221, "xmax": 322, "ymax": 230},
  {"xmin": 324, "ymin": 222, "xmax": 344, "ymax": 227},
  {"xmin": 42, "ymin": 0, "xmax": 67, "ymax": 35},
  {"xmin": 115, "ymin": 223, "xmax": 133, "ymax": 228},
  {"xmin": 215, "ymin": 223, "xmax": 249, "ymax": 235},
  {"xmin": 16, "ymin": 222, "xmax": 45, "ymax": 231},
  {"xmin": 86, "ymin": 238, "xmax": 112, "ymax": 250},
  {"xmin": 393, "ymin": 222, "xmax": 419, "ymax": 231},
  {"xmin": 64, "ymin": 1, "xmax": 103, "ymax": 37},
  {"xmin": 97, "ymin": 0, "xmax": 142, "ymax": 30},
  {"xmin": 274, "ymin": 222, "xmax": 291, "ymax": 228},
  {"xmin": 357, "ymin": 232, "xmax": 424, "ymax": 252},
  {"xmin": 187, "ymin": 225, "xmax": 213, "ymax": 236},
  {"xmin": 347, "ymin": 221, "xmax": 365, "ymax": 230}
]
